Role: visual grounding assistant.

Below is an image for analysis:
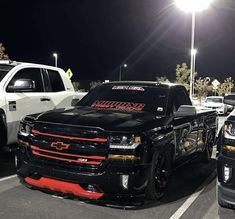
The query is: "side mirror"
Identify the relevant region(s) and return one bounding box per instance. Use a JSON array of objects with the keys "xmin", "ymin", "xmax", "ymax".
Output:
[
  {"xmin": 224, "ymin": 95, "xmax": 235, "ymax": 106},
  {"xmin": 174, "ymin": 105, "xmax": 196, "ymax": 117},
  {"xmin": 7, "ymin": 79, "xmax": 35, "ymax": 92}
]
